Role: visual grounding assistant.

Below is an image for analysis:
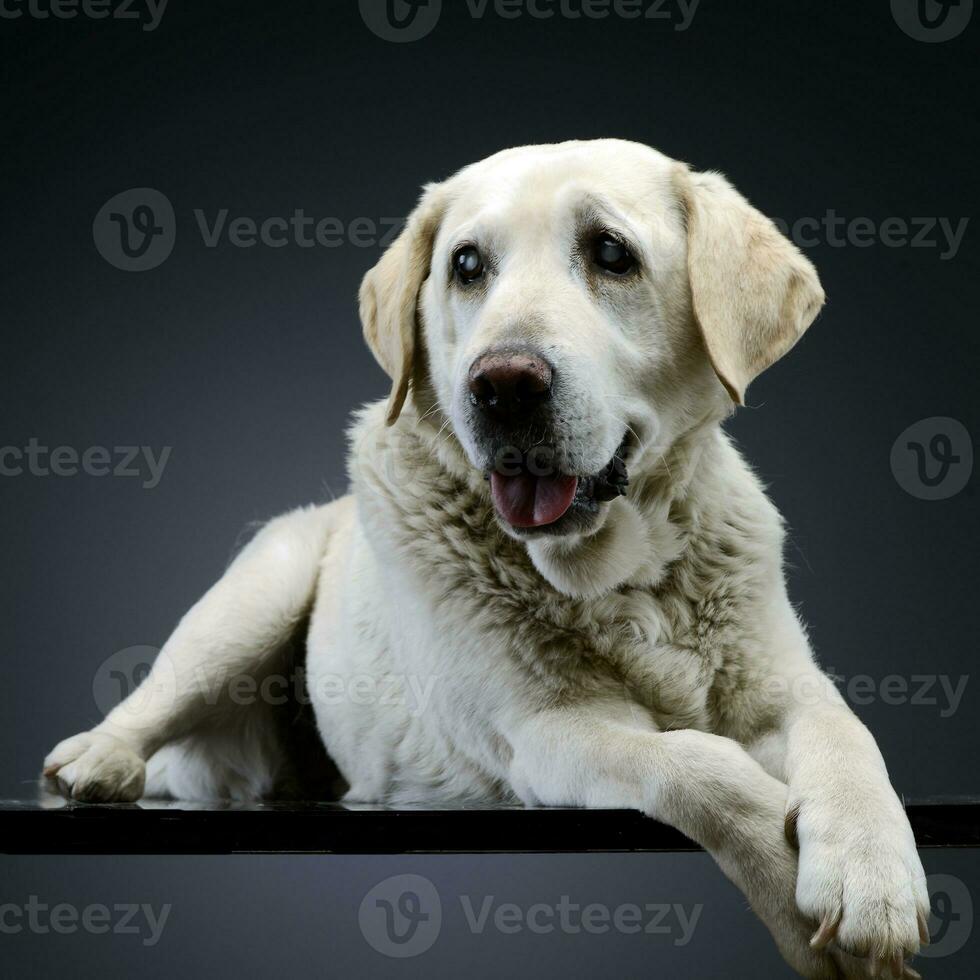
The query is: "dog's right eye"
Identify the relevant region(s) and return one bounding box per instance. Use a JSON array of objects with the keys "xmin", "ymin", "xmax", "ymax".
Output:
[
  {"xmin": 453, "ymin": 245, "xmax": 484, "ymax": 284},
  {"xmin": 592, "ymin": 234, "xmax": 637, "ymax": 276}
]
